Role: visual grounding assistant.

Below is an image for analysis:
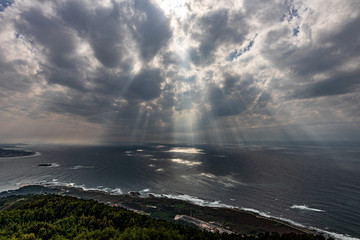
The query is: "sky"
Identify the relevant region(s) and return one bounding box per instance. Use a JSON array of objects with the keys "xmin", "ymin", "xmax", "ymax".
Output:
[{"xmin": 0, "ymin": 0, "xmax": 359, "ymax": 145}]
